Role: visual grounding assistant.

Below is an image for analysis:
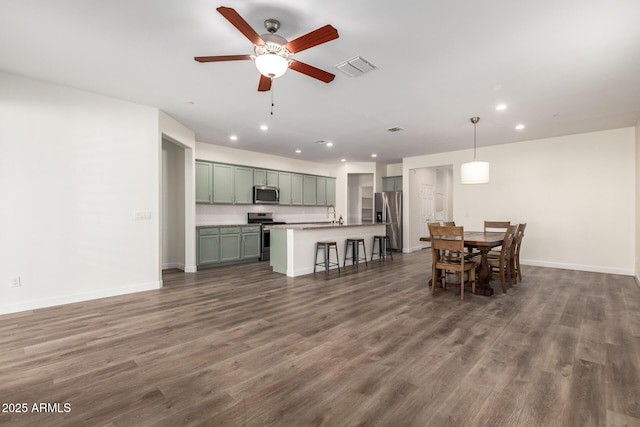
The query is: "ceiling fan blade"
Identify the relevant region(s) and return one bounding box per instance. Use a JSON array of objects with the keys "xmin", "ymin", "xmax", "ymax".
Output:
[
  {"xmin": 286, "ymin": 25, "xmax": 339, "ymax": 54},
  {"xmin": 258, "ymin": 74, "xmax": 272, "ymax": 92},
  {"xmin": 289, "ymin": 61, "xmax": 335, "ymax": 83},
  {"xmin": 194, "ymin": 55, "xmax": 252, "ymax": 63},
  {"xmin": 216, "ymin": 6, "xmax": 264, "ymax": 46}
]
